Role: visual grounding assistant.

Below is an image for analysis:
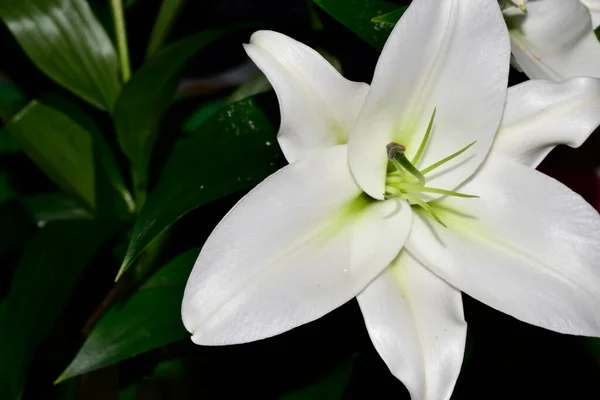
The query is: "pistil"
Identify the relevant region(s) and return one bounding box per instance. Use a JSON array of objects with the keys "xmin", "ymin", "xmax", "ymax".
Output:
[{"xmin": 384, "ymin": 108, "xmax": 478, "ymax": 226}]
